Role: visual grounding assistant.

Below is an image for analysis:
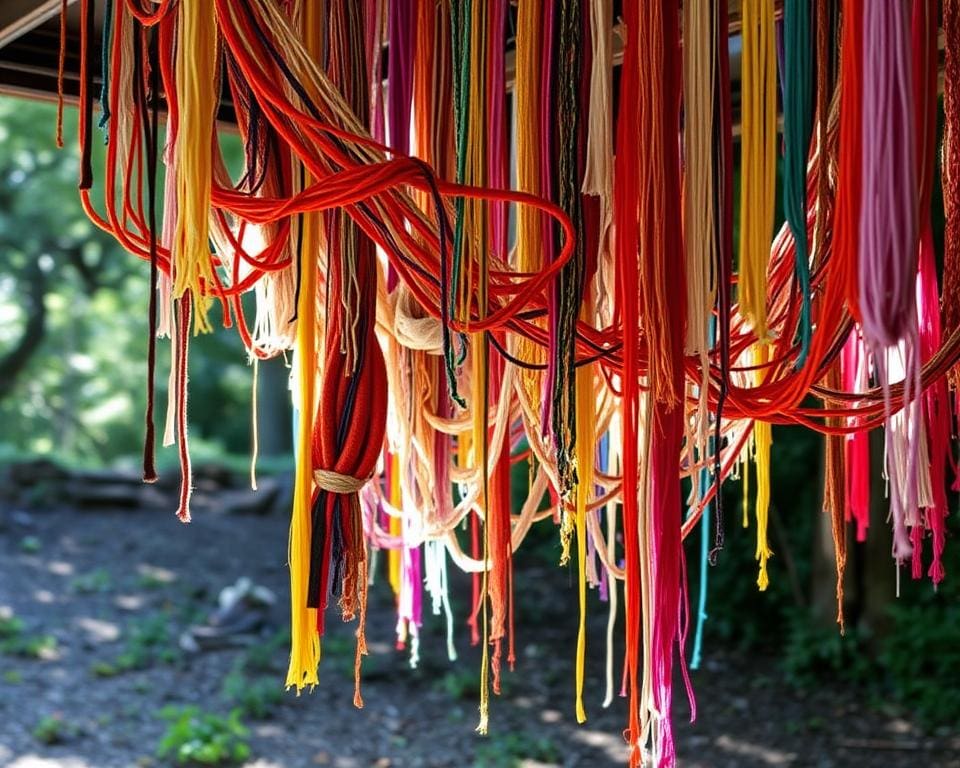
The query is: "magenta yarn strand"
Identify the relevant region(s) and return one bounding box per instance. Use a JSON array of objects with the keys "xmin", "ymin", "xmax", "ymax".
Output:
[{"xmin": 858, "ymin": 0, "xmax": 919, "ymax": 561}]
